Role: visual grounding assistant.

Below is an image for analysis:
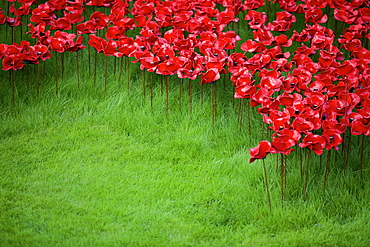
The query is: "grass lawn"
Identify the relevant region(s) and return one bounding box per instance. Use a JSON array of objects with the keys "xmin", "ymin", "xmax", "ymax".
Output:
[{"xmin": 1, "ymin": 47, "xmax": 370, "ymax": 246}]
